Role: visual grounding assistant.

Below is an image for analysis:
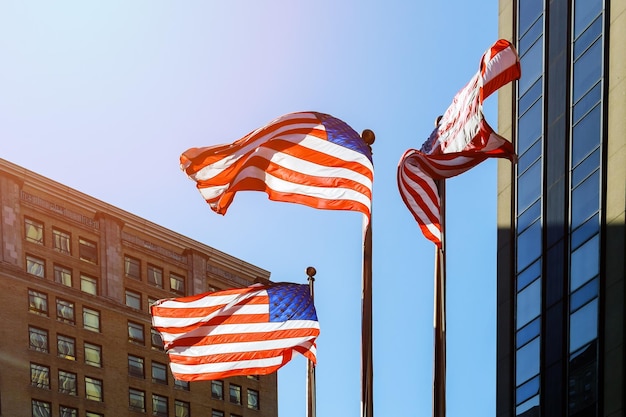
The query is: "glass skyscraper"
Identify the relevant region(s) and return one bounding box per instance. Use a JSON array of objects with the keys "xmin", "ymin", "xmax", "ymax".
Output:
[{"xmin": 497, "ymin": 0, "xmax": 625, "ymax": 416}]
